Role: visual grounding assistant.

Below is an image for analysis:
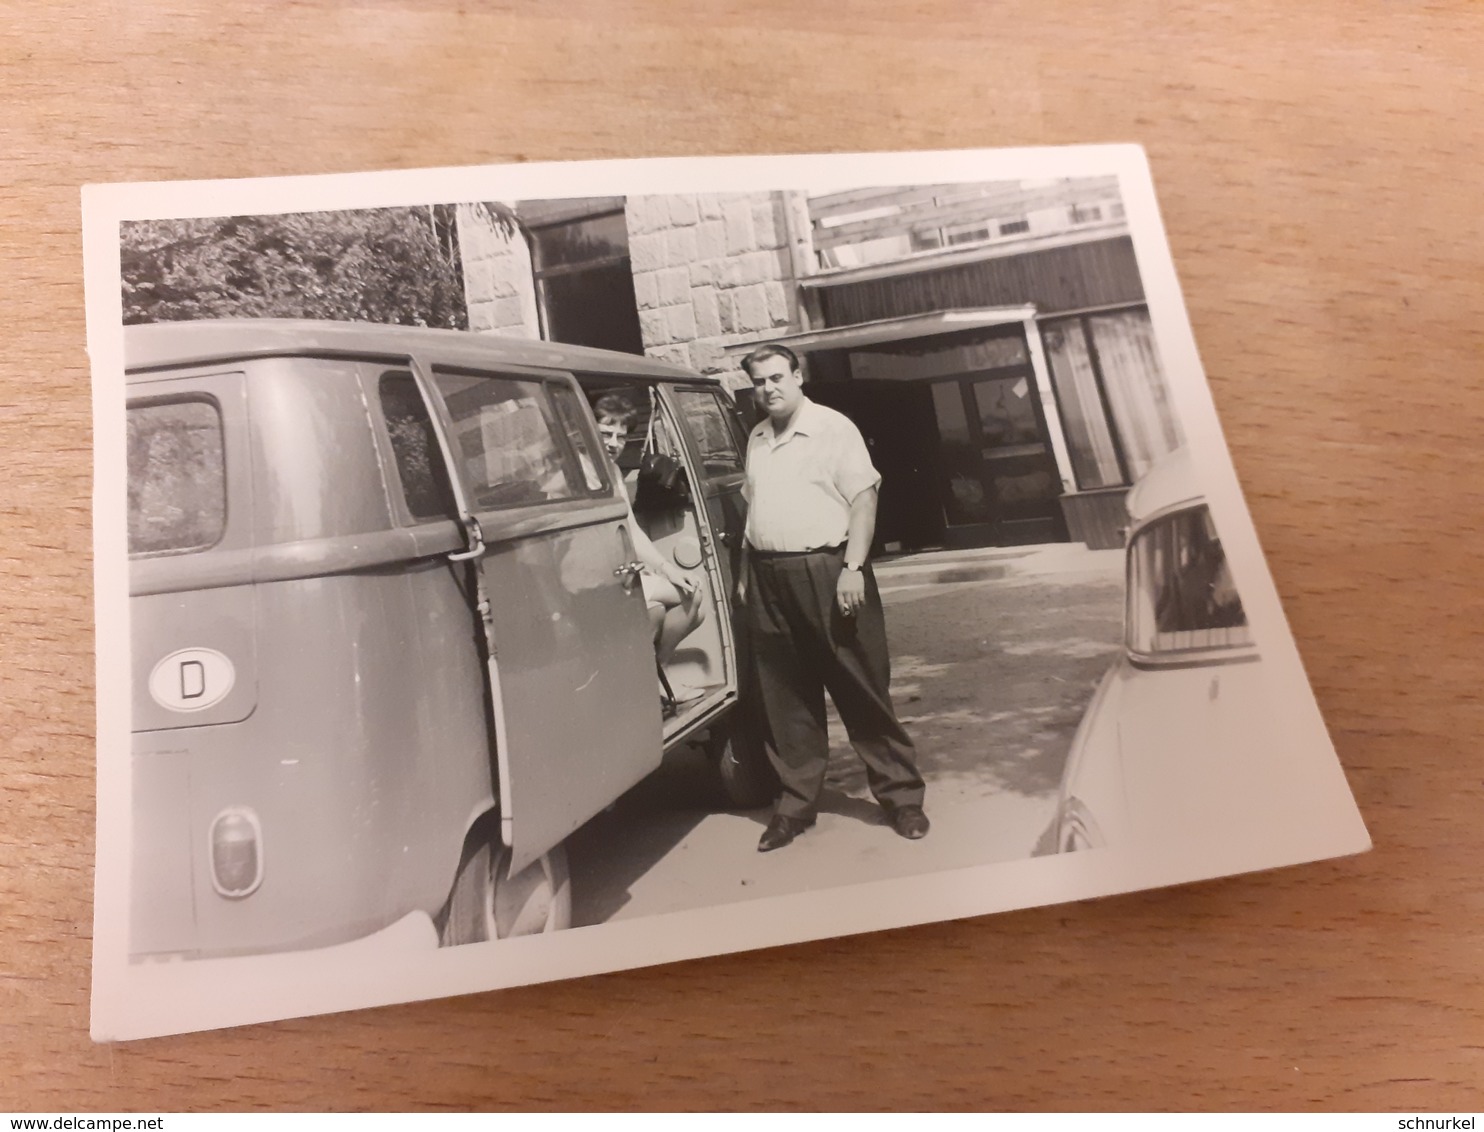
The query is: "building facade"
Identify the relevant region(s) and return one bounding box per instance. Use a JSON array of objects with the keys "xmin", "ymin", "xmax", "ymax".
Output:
[{"xmin": 456, "ymin": 177, "xmax": 1182, "ymax": 552}]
